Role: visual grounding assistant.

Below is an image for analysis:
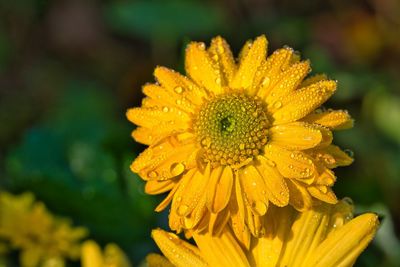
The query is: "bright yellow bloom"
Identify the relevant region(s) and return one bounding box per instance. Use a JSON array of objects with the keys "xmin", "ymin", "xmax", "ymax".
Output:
[
  {"xmin": 0, "ymin": 191, "xmax": 88, "ymax": 267},
  {"xmin": 149, "ymin": 199, "xmax": 379, "ymax": 267},
  {"xmin": 127, "ymin": 35, "xmax": 353, "ymax": 245},
  {"xmin": 81, "ymin": 240, "xmax": 131, "ymax": 267}
]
